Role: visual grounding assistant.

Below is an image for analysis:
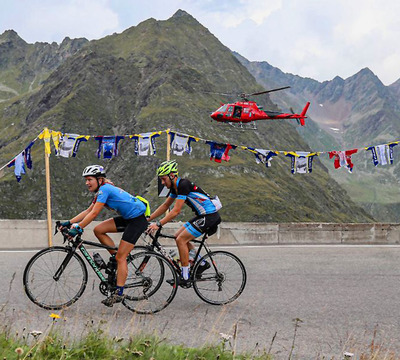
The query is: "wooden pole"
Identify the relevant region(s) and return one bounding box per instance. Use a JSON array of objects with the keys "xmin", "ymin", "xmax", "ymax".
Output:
[
  {"xmin": 43, "ymin": 128, "xmax": 53, "ymax": 246},
  {"xmin": 166, "ymin": 128, "xmax": 171, "ymax": 161},
  {"xmin": 166, "ymin": 129, "xmax": 171, "ymax": 214}
]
